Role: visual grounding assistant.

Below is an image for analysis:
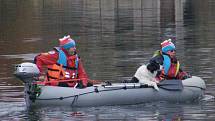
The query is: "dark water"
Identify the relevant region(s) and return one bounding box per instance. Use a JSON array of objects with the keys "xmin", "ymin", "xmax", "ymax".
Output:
[{"xmin": 0, "ymin": 0, "xmax": 215, "ymax": 120}]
